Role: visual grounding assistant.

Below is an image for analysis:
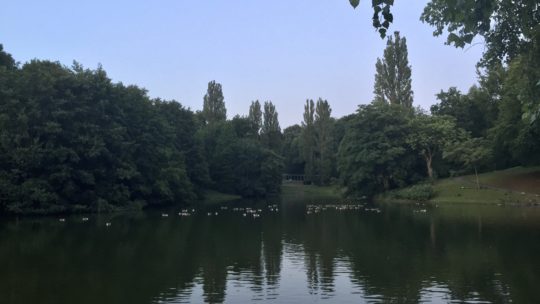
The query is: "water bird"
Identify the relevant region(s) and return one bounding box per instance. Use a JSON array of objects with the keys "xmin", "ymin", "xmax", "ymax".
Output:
[
  {"xmin": 82, "ymin": 217, "xmax": 89, "ymax": 221},
  {"xmin": 105, "ymin": 222, "xmax": 111, "ymax": 227},
  {"xmin": 59, "ymin": 218, "xmax": 66, "ymax": 222},
  {"xmin": 161, "ymin": 213, "xmax": 168, "ymax": 217},
  {"xmin": 365, "ymin": 208, "xmax": 381, "ymax": 213}
]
